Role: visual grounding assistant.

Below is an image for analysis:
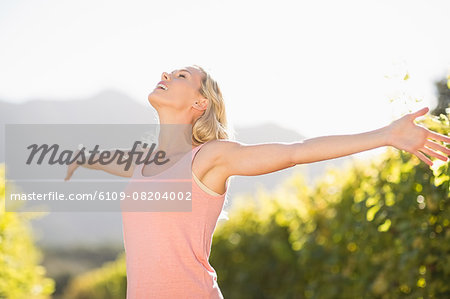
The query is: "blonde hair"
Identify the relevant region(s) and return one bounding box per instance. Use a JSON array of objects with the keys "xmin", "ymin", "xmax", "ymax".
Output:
[
  {"xmin": 190, "ymin": 65, "xmax": 234, "ymax": 145},
  {"xmin": 189, "ymin": 65, "xmax": 233, "ymax": 222}
]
